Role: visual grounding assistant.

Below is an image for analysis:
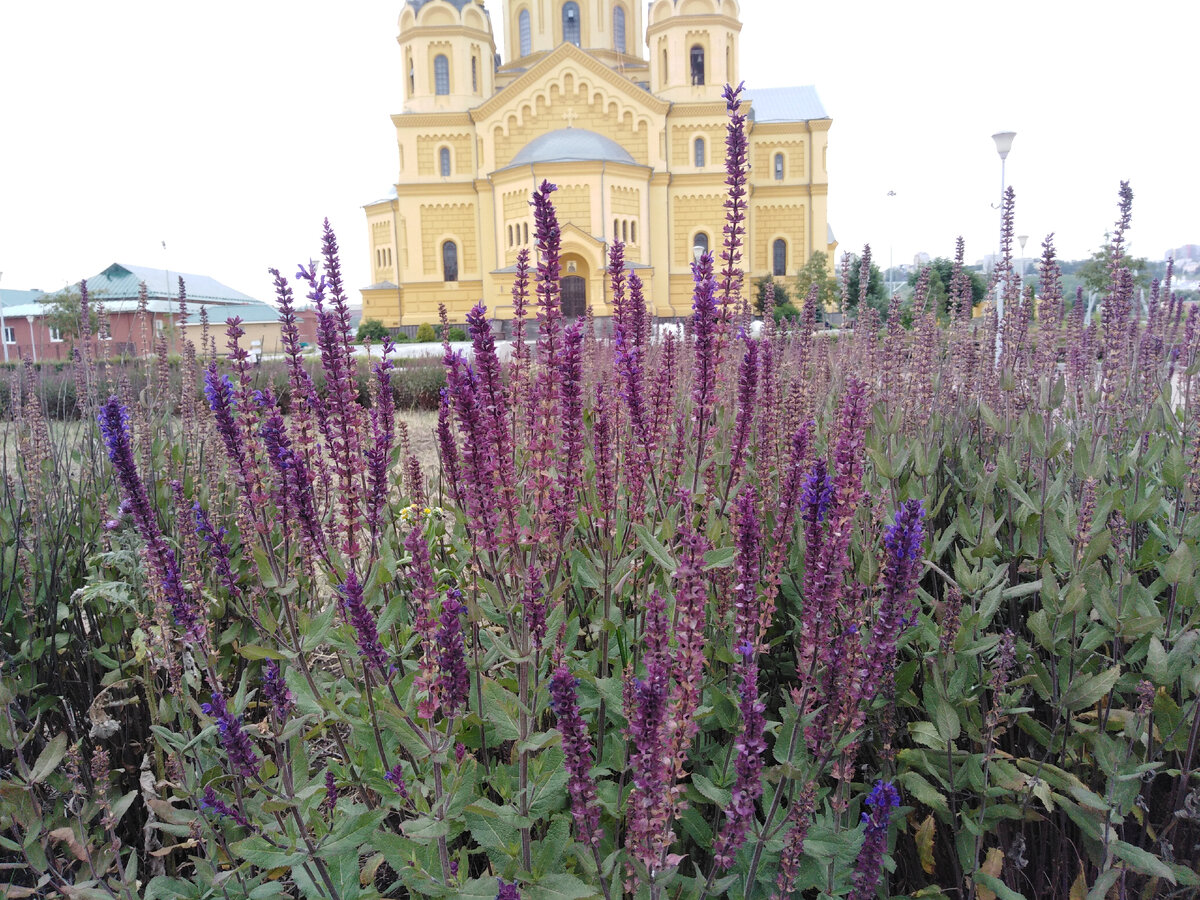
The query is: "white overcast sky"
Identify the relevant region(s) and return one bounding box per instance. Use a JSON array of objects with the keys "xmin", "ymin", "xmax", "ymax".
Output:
[{"xmin": 1, "ymin": 0, "xmax": 1196, "ymax": 302}]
